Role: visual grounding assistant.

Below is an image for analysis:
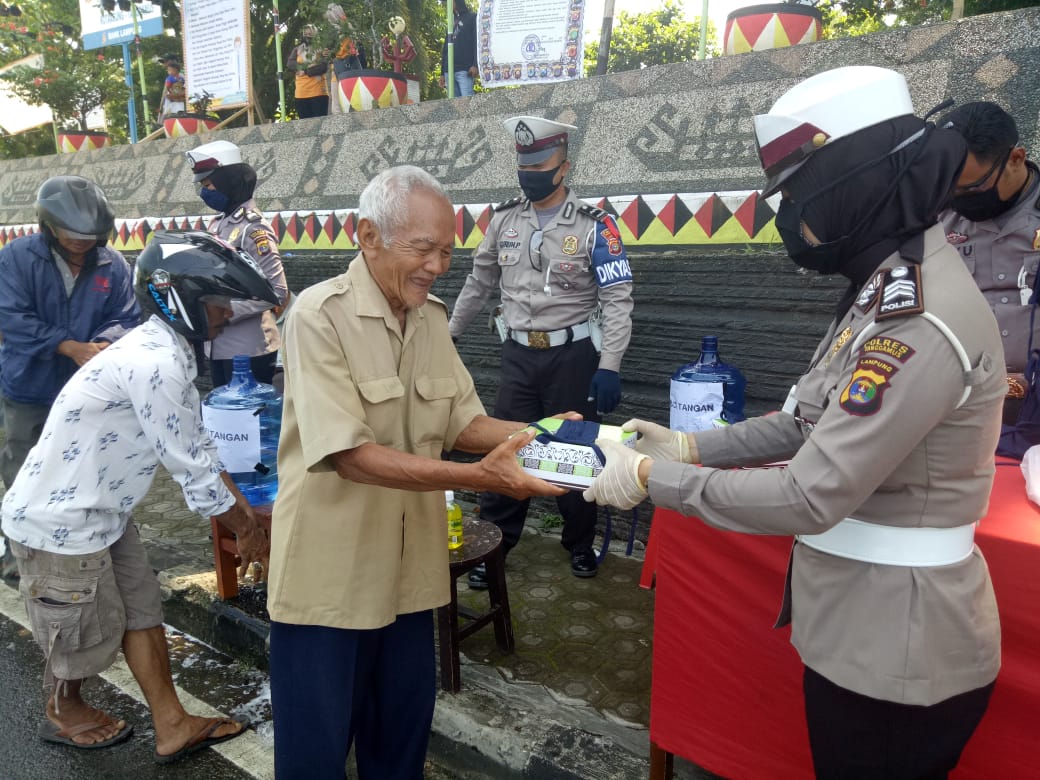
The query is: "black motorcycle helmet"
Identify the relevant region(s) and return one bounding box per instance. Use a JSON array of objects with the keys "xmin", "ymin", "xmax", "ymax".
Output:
[
  {"xmin": 36, "ymin": 175, "xmax": 115, "ymax": 248},
  {"xmin": 134, "ymin": 231, "xmax": 279, "ymax": 342}
]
